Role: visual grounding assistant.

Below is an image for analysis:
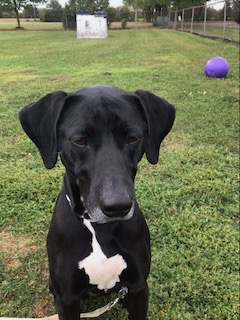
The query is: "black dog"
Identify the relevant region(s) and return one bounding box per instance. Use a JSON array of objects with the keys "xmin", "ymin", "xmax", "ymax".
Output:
[{"xmin": 19, "ymin": 86, "xmax": 175, "ymax": 320}]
